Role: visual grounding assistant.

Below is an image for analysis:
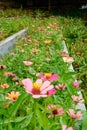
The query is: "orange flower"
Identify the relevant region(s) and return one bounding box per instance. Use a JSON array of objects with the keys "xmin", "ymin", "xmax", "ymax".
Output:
[
  {"xmin": 23, "ymin": 61, "xmax": 33, "ymax": 66},
  {"xmin": 23, "ymin": 44, "xmax": 28, "ymax": 46},
  {"xmin": 12, "ymin": 77, "xmax": 18, "ymax": 81},
  {"xmin": 4, "ymin": 72, "xmax": 15, "ymax": 77},
  {"xmin": 44, "ymin": 40, "xmax": 52, "ymax": 44},
  {"xmin": 1, "ymin": 83, "xmax": 9, "ymax": 89},
  {"xmin": 32, "ymin": 49, "xmax": 39, "ymax": 54},
  {"xmin": 6, "ymin": 91, "xmax": 20, "ymax": 102}
]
